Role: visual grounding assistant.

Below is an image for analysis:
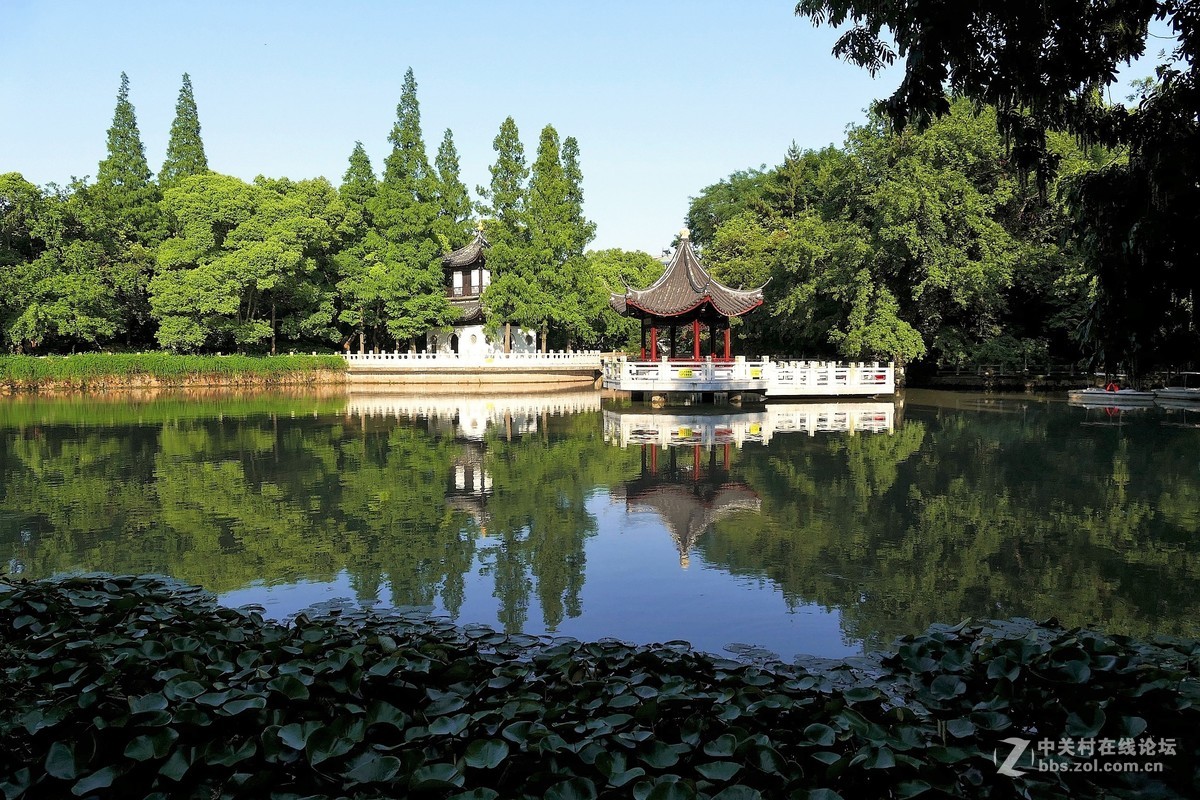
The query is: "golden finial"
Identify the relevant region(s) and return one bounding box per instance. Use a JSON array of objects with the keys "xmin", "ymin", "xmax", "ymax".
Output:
[
  {"xmin": 679, "ymin": 227, "xmax": 691, "ymax": 240},
  {"xmin": 475, "ymin": 219, "xmax": 485, "ymax": 232}
]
